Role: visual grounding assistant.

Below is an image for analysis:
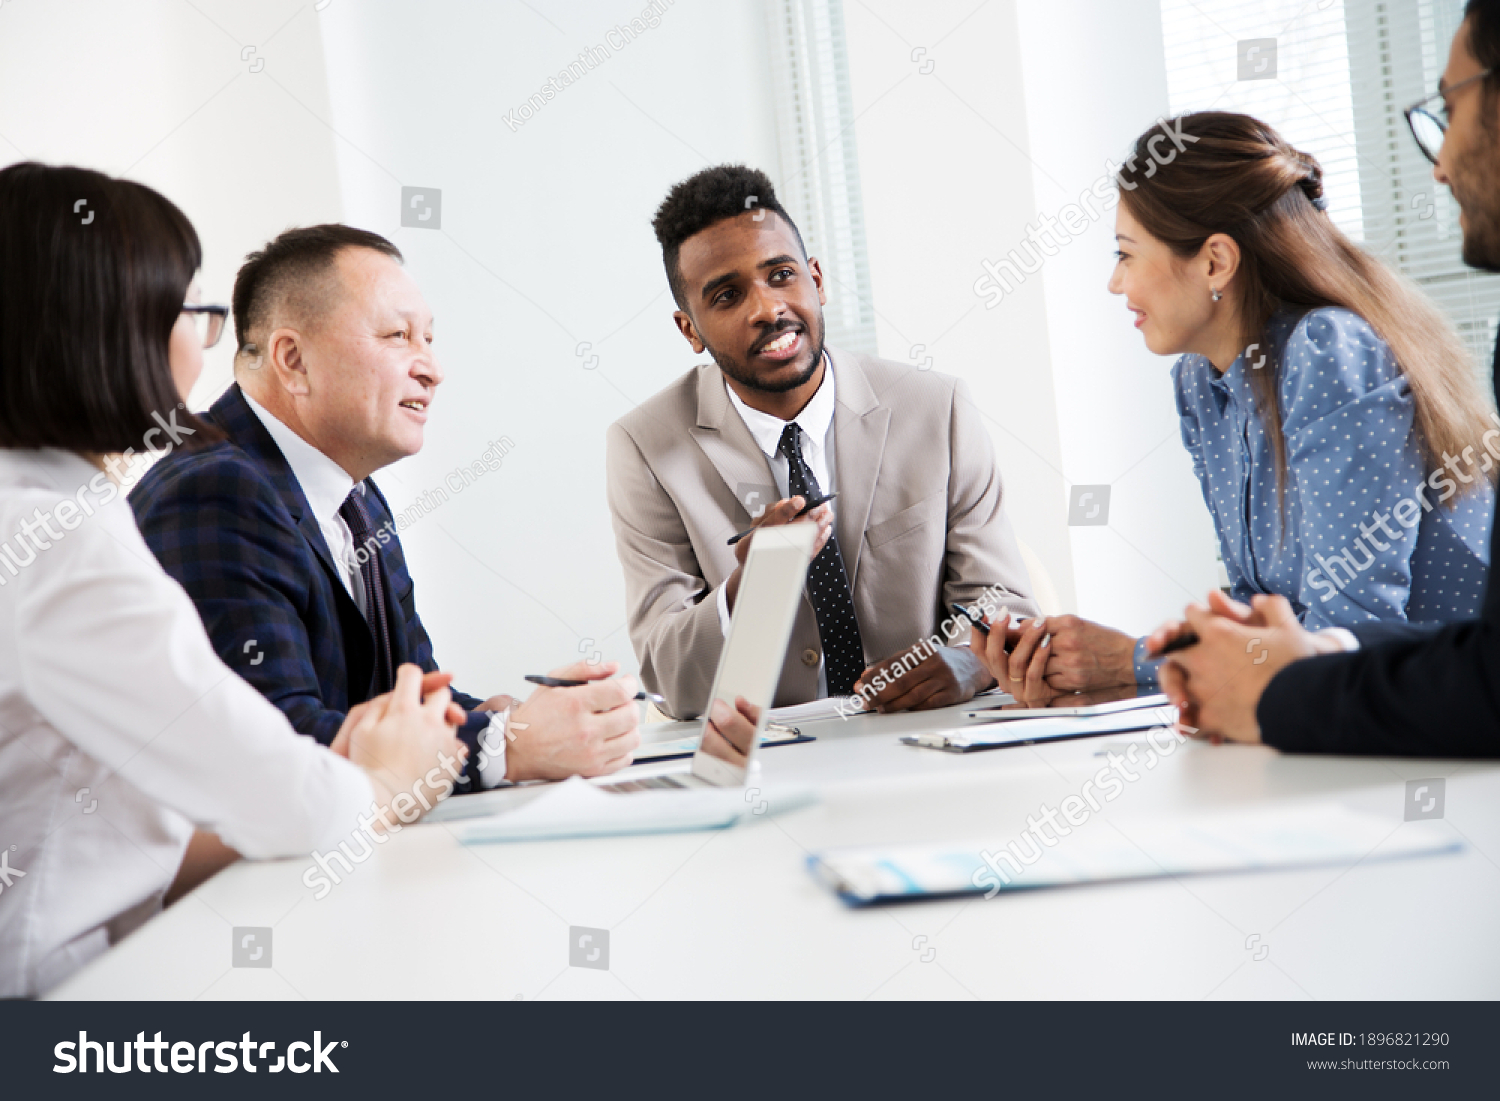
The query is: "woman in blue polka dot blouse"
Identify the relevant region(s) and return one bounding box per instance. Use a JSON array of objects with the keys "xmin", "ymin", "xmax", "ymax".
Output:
[{"xmin": 982, "ymin": 112, "xmax": 1496, "ymax": 703}]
